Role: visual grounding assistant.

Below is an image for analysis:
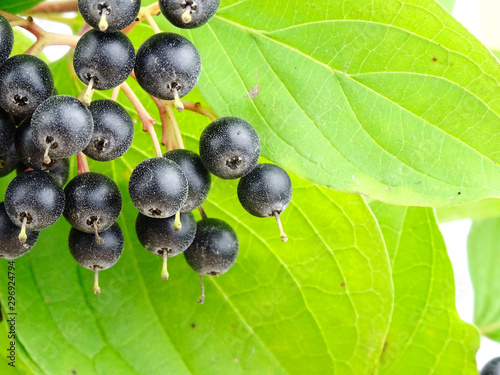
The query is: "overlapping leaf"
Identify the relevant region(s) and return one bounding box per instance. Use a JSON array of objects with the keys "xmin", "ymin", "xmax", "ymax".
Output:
[{"xmin": 370, "ymin": 202, "xmax": 479, "ymax": 373}]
